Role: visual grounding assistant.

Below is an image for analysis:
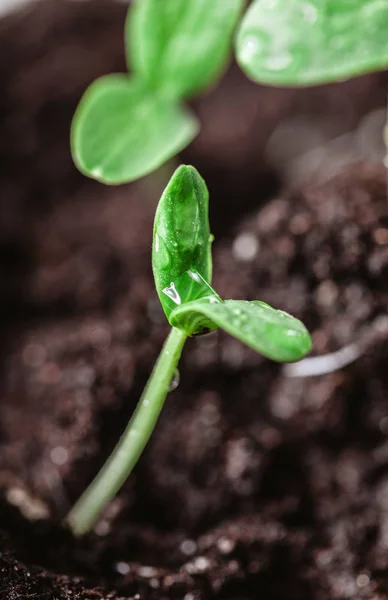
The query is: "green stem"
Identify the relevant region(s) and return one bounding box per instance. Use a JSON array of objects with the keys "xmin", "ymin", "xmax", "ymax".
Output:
[{"xmin": 67, "ymin": 327, "xmax": 187, "ymax": 536}]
